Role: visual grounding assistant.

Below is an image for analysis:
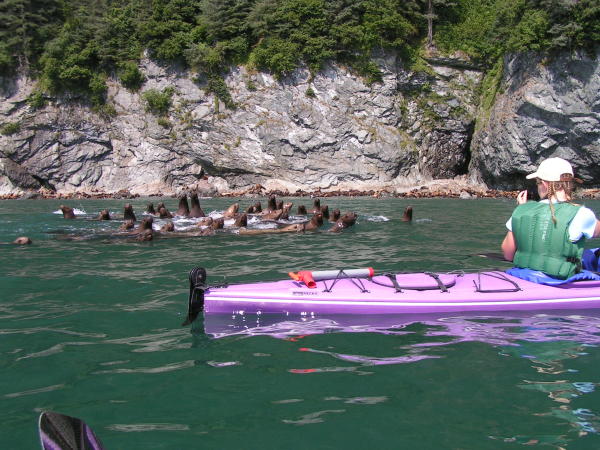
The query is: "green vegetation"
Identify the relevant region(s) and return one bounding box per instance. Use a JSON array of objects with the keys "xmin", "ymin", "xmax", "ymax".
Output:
[
  {"xmin": 118, "ymin": 61, "xmax": 145, "ymax": 90},
  {"xmin": 94, "ymin": 101, "xmax": 118, "ymax": 120},
  {"xmin": 205, "ymin": 75, "xmax": 236, "ymax": 109},
  {"xmin": 1, "ymin": 122, "xmax": 21, "ymax": 136},
  {"xmin": 435, "ymin": 0, "xmax": 599, "ymax": 62},
  {"xmin": 26, "ymin": 90, "xmax": 46, "ymax": 109},
  {"xmin": 157, "ymin": 117, "xmax": 172, "ymax": 128},
  {"xmin": 142, "ymin": 86, "xmax": 174, "ymax": 116},
  {"xmin": 0, "ymin": 0, "xmax": 597, "ymax": 105}
]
